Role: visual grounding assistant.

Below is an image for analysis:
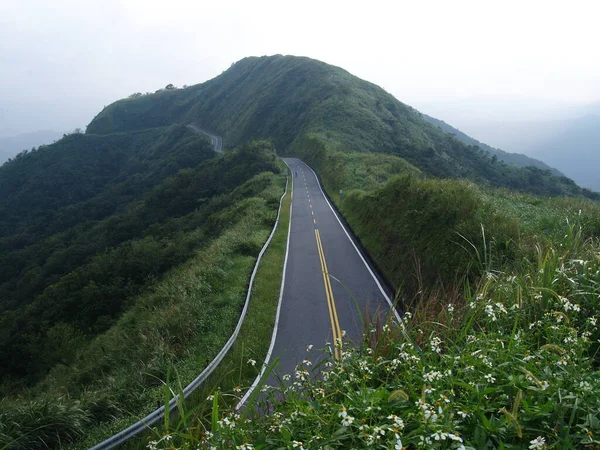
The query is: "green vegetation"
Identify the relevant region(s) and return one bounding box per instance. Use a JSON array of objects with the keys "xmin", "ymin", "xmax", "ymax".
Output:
[
  {"xmin": 144, "ymin": 216, "xmax": 600, "ymax": 449},
  {"xmin": 0, "ymin": 137, "xmax": 286, "ymax": 448},
  {"xmin": 290, "ymin": 133, "xmax": 600, "ymax": 303},
  {"xmin": 88, "ymin": 55, "xmax": 597, "ymax": 199},
  {"xmin": 2, "ymin": 54, "xmax": 599, "ymax": 449},
  {"xmin": 122, "ymin": 163, "xmax": 293, "ymax": 450}
]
